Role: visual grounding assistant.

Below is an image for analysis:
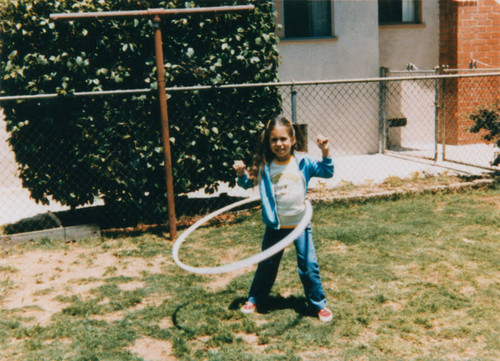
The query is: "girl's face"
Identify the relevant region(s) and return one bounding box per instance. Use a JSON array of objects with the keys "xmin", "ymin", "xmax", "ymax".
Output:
[{"xmin": 269, "ymin": 125, "xmax": 295, "ymax": 162}]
